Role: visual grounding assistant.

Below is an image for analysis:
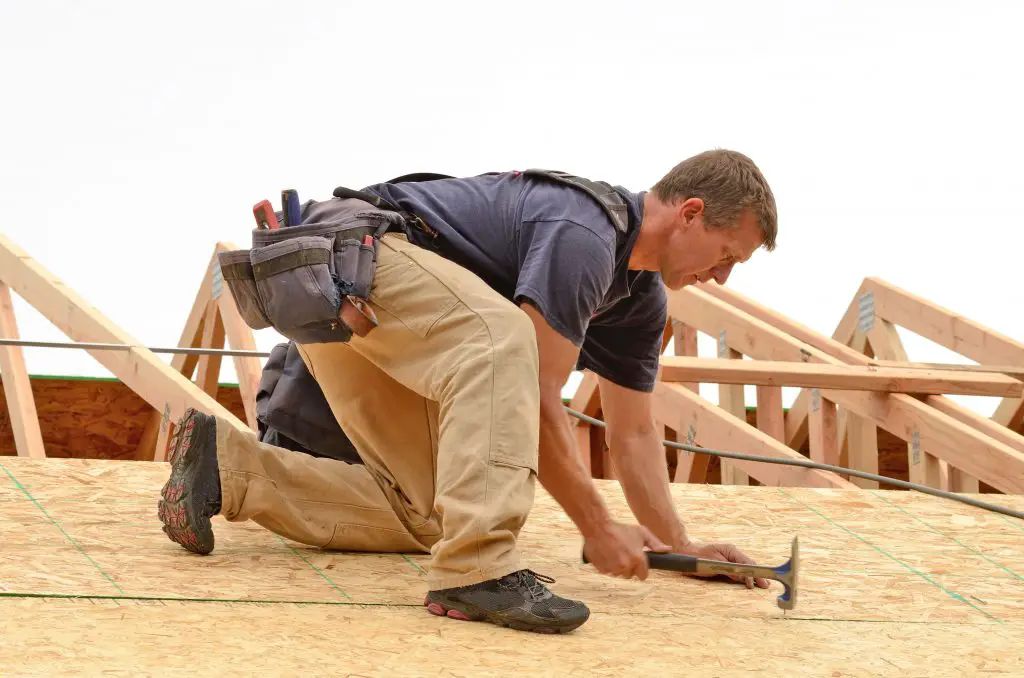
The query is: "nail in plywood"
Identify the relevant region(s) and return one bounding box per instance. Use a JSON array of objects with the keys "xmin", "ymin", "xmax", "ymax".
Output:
[
  {"xmin": 0, "ymin": 283, "xmax": 45, "ymax": 458},
  {"xmin": 1, "ymin": 456, "xmax": 1023, "ymax": 675}
]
